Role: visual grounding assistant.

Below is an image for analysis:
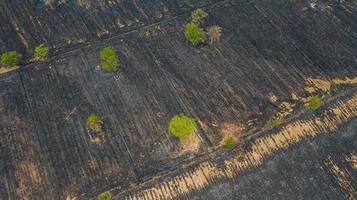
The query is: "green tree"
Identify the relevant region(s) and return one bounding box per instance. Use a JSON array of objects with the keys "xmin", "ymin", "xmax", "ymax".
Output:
[
  {"xmin": 168, "ymin": 113, "xmax": 197, "ymax": 139},
  {"xmin": 308, "ymin": 94, "xmax": 322, "ymax": 111},
  {"xmin": 192, "ymin": 8, "xmax": 208, "ymax": 24},
  {"xmin": 184, "ymin": 22, "xmax": 206, "ymax": 46},
  {"xmin": 87, "ymin": 114, "xmax": 103, "ymax": 132},
  {"xmin": 1, "ymin": 51, "xmax": 20, "ymax": 68},
  {"xmin": 97, "ymin": 192, "xmax": 111, "ymax": 200},
  {"xmin": 100, "ymin": 47, "xmax": 120, "ymax": 73},
  {"xmin": 223, "ymin": 138, "xmax": 237, "ymax": 150},
  {"xmin": 33, "ymin": 44, "xmax": 49, "ymax": 61}
]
